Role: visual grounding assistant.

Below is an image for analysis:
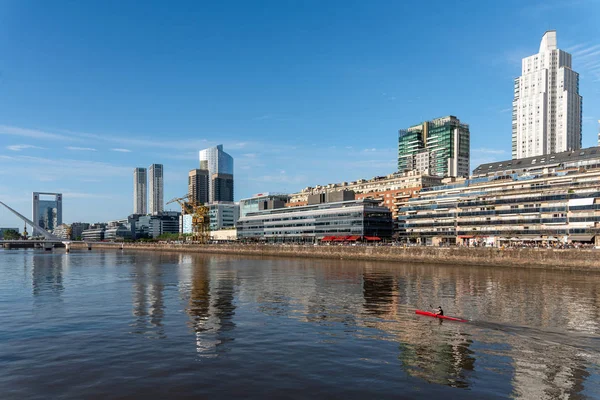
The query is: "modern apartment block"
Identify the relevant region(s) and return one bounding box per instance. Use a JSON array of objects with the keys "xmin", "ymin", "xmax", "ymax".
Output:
[
  {"xmin": 240, "ymin": 193, "xmax": 290, "ymax": 218},
  {"xmin": 148, "ymin": 164, "xmax": 164, "ymax": 215},
  {"xmin": 287, "ymin": 170, "xmax": 443, "ymax": 220},
  {"xmin": 32, "ymin": 192, "xmax": 62, "ymax": 234},
  {"xmin": 133, "ymin": 167, "xmax": 147, "ymax": 215},
  {"xmin": 512, "ymin": 30, "xmax": 582, "ymax": 159},
  {"xmin": 237, "ymin": 199, "xmax": 393, "ymax": 242},
  {"xmin": 199, "ymin": 145, "xmax": 234, "ymax": 203},
  {"xmin": 399, "ymin": 168, "xmax": 600, "ymax": 246},
  {"xmin": 398, "ymin": 116, "xmax": 470, "ymax": 178},
  {"xmin": 188, "ymin": 169, "xmax": 209, "ymax": 204}
]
